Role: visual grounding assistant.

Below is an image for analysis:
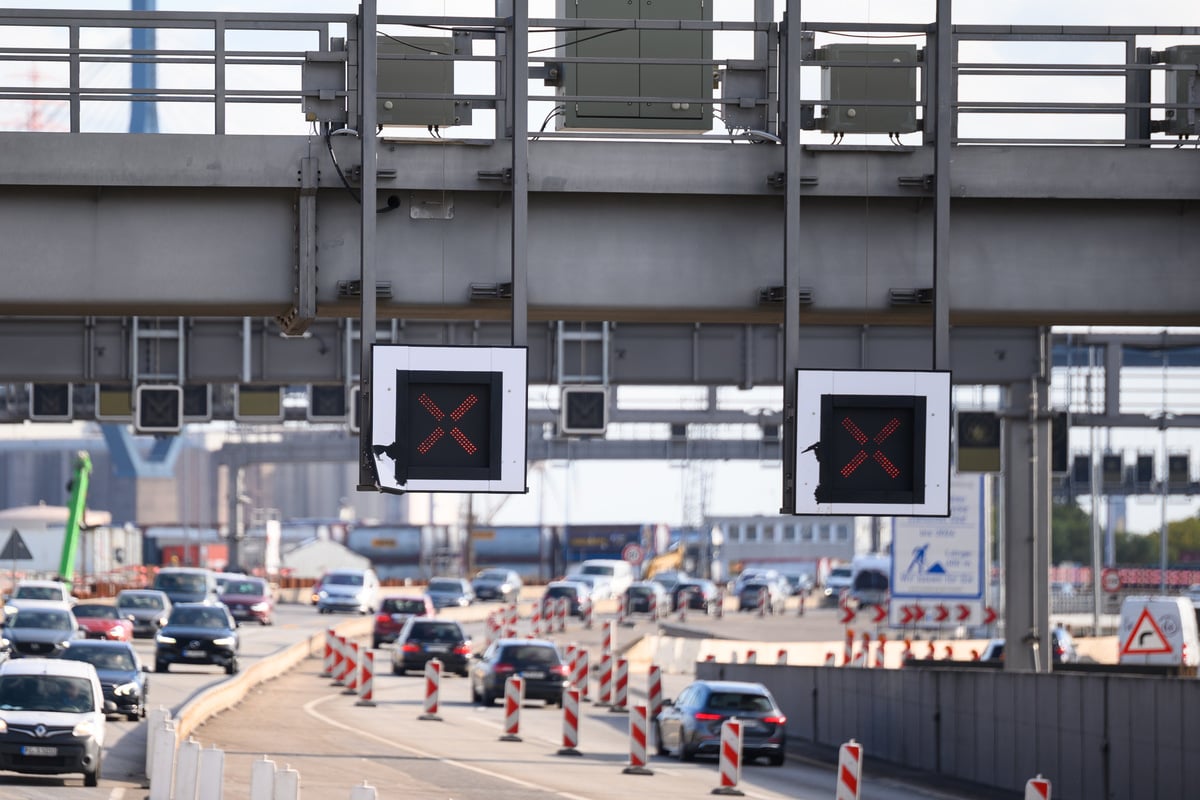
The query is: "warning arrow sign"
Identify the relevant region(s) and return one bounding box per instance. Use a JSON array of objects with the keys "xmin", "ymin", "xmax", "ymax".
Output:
[
  {"xmin": 0, "ymin": 529, "xmax": 33, "ymax": 561},
  {"xmin": 839, "ymin": 605, "xmax": 856, "ymax": 625},
  {"xmin": 1121, "ymin": 608, "xmax": 1173, "ymax": 656}
]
